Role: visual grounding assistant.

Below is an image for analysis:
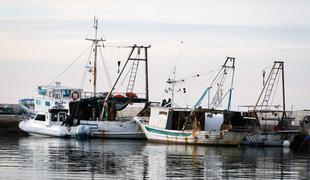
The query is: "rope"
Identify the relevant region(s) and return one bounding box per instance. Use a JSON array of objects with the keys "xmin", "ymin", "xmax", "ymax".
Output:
[
  {"xmin": 99, "ymin": 47, "xmax": 112, "ymax": 88},
  {"xmin": 167, "ymin": 42, "xmax": 185, "ymax": 80},
  {"xmin": 80, "ymin": 43, "xmax": 95, "ymax": 89},
  {"xmin": 49, "ymin": 44, "xmax": 93, "ymax": 85}
]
